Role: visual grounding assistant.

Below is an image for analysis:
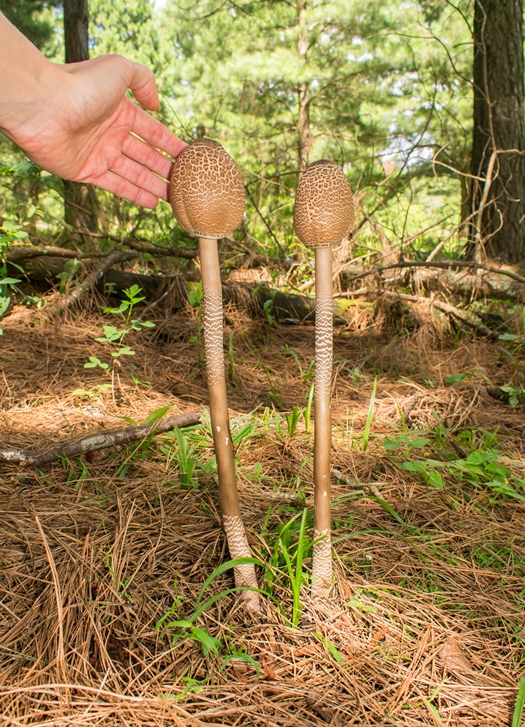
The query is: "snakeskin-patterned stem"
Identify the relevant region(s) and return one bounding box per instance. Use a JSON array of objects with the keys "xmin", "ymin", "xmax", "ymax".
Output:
[
  {"xmin": 312, "ymin": 245, "xmax": 333, "ymax": 597},
  {"xmin": 199, "ymin": 238, "xmax": 260, "ymax": 611}
]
